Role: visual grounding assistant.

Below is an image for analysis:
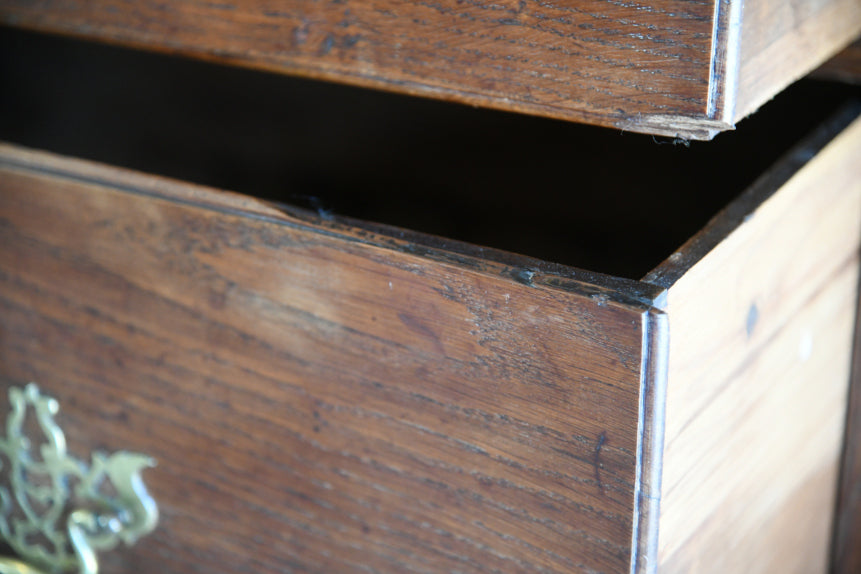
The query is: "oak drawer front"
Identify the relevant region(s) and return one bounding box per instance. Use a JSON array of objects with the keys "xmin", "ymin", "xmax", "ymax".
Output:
[
  {"xmin": 1, "ymin": 105, "xmax": 860, "ymax": 573},
  {"xmin": 0, "ymin": 146, "xmax": 663, "ymax": 573}
]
